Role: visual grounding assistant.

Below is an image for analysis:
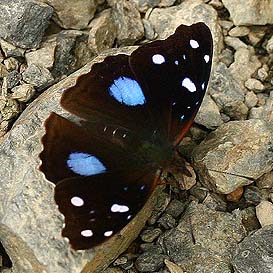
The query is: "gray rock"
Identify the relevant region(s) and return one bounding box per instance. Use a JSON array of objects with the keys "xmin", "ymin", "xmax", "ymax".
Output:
[
  {"xmin": 202, "ymin": 192, "xmax": 227, "ymax": 211},
  {"xmin": 209, "ymin": 62, "xmax": 248, "ymax": 120},
  {"xmin": 158, "ymin": 213, "xmax": 176, "ymax": 229},
  {"xmin": 135, "ymin": 252, "xmax": 166, "ymax": 272},
  {"xmin": 140, "ymin": 228, "xmax": 162, "ymax": 243},
  {"xmin": 232, "ymin": 225, "xmax": 273, "ymax": 273},
  {"xmin": 159, "ymin": 202, "xmax": 246, "ymax": 273},
  {"xmin": 88, "ymin": 9, "xmax": 117, "ymax": 54},
  {"xmin": 0, "ymin": 39, "xmax": 25, "ymax": 58},
  {"xmin": 22, "ymin": 64, "xmax": 54, "ymax": 90},
  {"xmin": 219, "ymin": 48, "xmax": 234, "ymax": 66},
  {"xmin": 195, "ymin": 94, "xmax": 223, "ymax": 129},
  {"xmin": 142, "ymin": 19, "xmax": 156, "ymax": 40},
  {"xmin": 244, "ymin": 91, "xmax": 258, "ymax": 108},
  {"xmin": 222, "ymin": 0, "xmax": 273, "ymax": 25},
  {"xmin": 192, "ymin": 120, "xmax": 273, "ymax": 194},
  {"xmin": 139, "ymin": 243, "xmax": 163, "ymax": 254},
  {"xmin": 109, "ymin": 0, "xmax": 144, "ymax": 46},
  {"xmin": 256, "ymin": 172, "xmax": 273, "ymax": 189},
  {"xmin": 248, "ymin": 91, "xmax": 273, "ymax": 122},
  {"xmin": 165, "ymin": 199, "xmax": 186, "ymax": 218},
  {"xmin": 0, "ymin": 0, "xmax": 53, "ymax": 49},
  {"xmin": 131, "ymin": 0, "xmax": 161, "ymax": 13},
  {"xmin": 42, "ymin": 0, "xmax": 98, "ymax": 29},
  {"xmin": 243, "ymin": 186, "xmax": 262, "ymax": 205},
  {"xmin": 51, "ymin": 30, "xmax": 94, "ymax": 79},
  {"xmin": 6, "ymin": 71, "xmax": 22, "ymax": 89}
]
